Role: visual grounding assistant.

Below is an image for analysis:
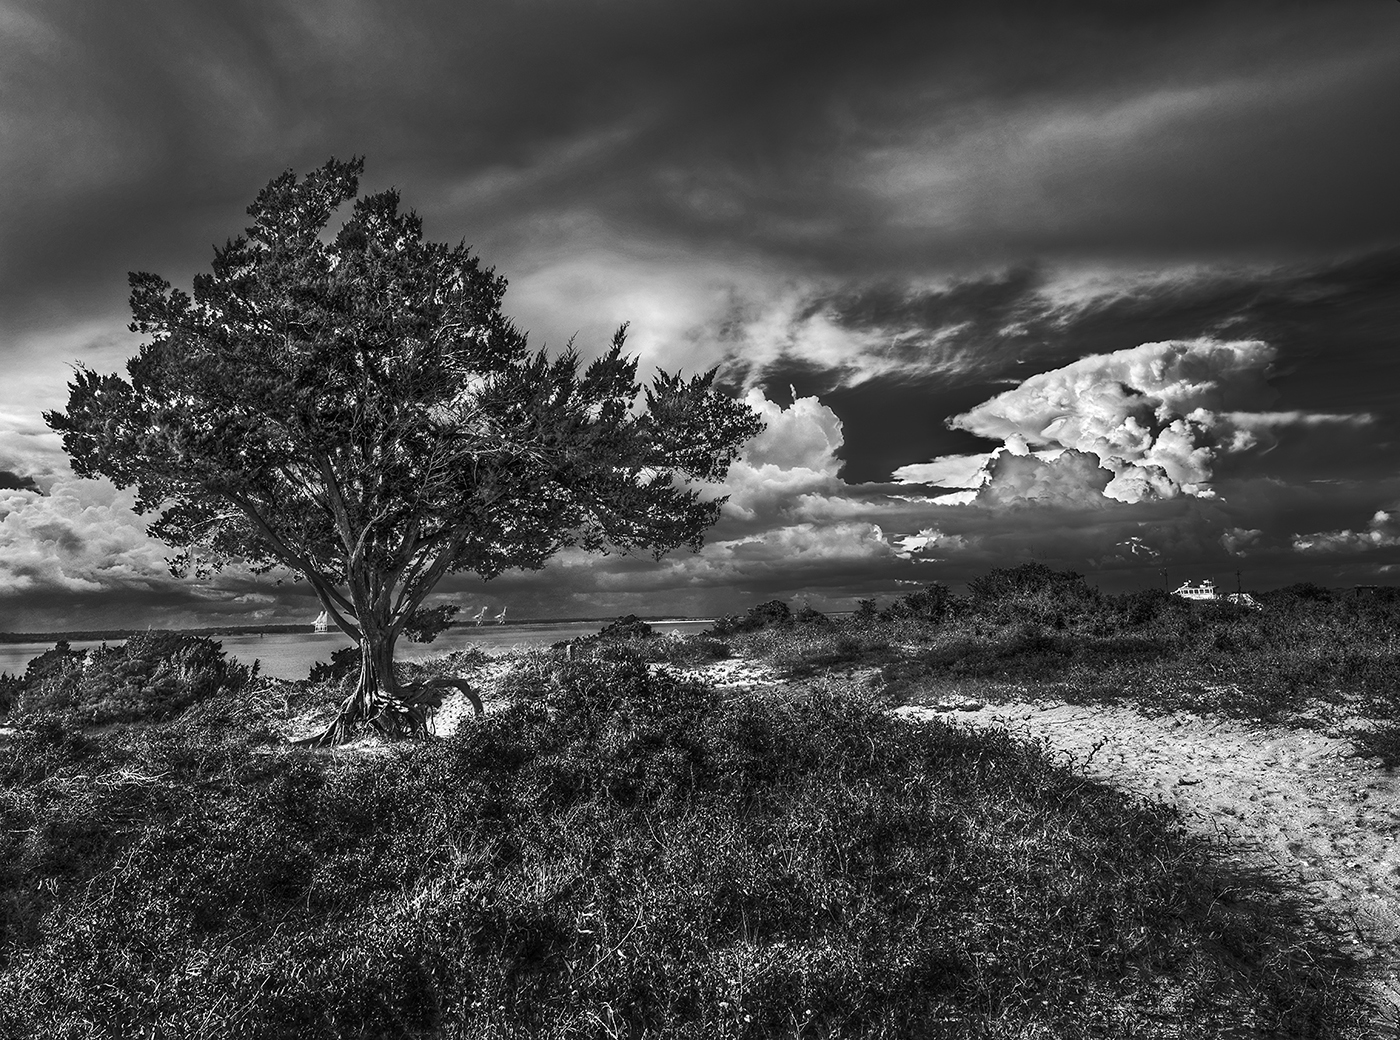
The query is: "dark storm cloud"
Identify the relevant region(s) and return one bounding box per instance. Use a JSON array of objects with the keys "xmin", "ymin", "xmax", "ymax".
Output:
[
  {"xmin": 3, "ymin": 1, "xmax": 1400, "ymax": 624},
  {"xmin": 0, "ymin": 582, "xmax": 309, "ymax": 634},
  {"xmin": 0, "ymin": 470, "xmax": 40, "ymax": 493},
  {"xmin": 4, "ymin": 1, "xmax": 1400, "ymax": 331}
]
